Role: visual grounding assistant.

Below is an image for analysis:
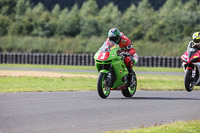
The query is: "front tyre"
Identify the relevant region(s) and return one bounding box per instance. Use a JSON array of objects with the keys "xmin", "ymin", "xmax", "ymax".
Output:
[
  {"xmin": 97, "ymin": 72, "xmax": 111, "ymax": 99},
  {"xmin": 184, "ymin": 69, "xmax": 194, "ymax": 92},
  {"xmin": 121, "ymin": 71, "xmax": 137, "ymax": 97}
]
